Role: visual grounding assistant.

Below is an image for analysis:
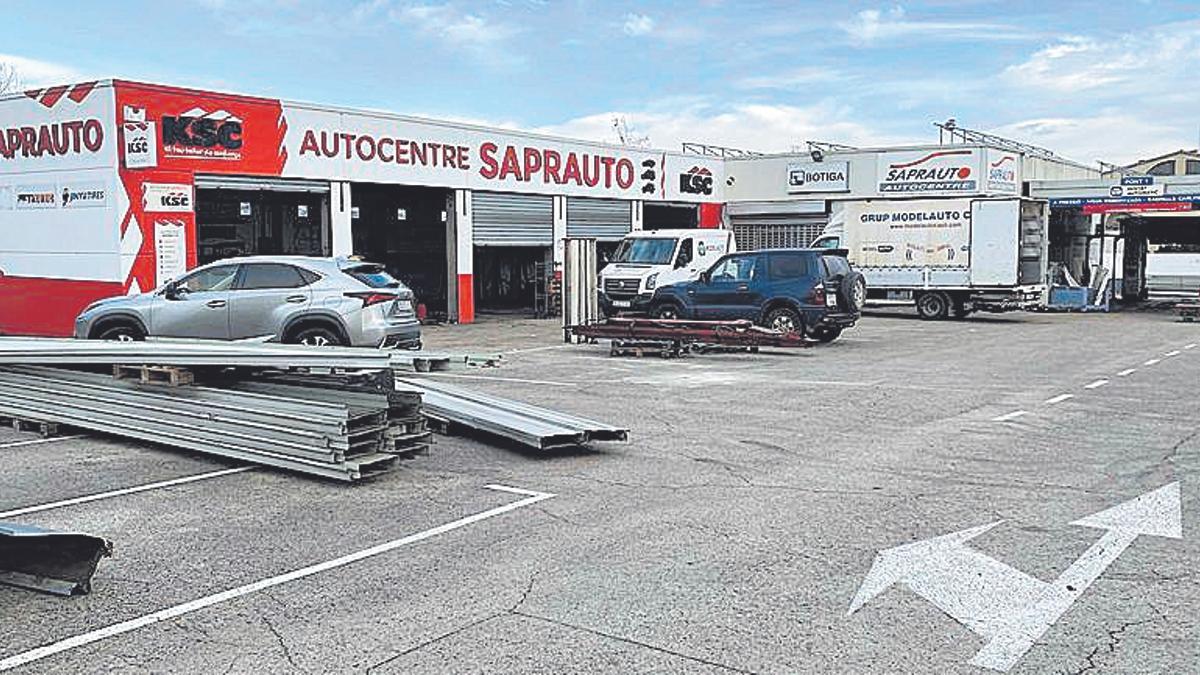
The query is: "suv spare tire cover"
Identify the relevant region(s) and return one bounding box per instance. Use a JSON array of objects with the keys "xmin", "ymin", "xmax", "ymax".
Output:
[{"xmin": 839, "ymin": 271, "xmax": 867, "ymax": 311}]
